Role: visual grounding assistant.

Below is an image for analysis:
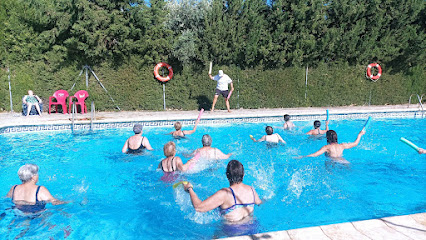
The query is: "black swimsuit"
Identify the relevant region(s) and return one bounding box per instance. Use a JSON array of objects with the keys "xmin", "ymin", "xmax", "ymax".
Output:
[
  {"xmin": 161, "ymin": 157, "xmax": 176, "ymax": 172},
  {"xmin": 12, "ymin": 185, "xmax": 46, "ymax": 213},
  {"xmin": 127, "ymin": 137, "xmax": 145, "ymax": 154}
]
